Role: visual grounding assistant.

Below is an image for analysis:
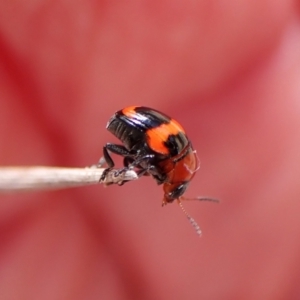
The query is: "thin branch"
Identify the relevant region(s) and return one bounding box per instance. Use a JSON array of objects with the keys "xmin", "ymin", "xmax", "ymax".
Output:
[{"xmin": 0, "ymin": 166, "xmax": 138, "ymax": 193}]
